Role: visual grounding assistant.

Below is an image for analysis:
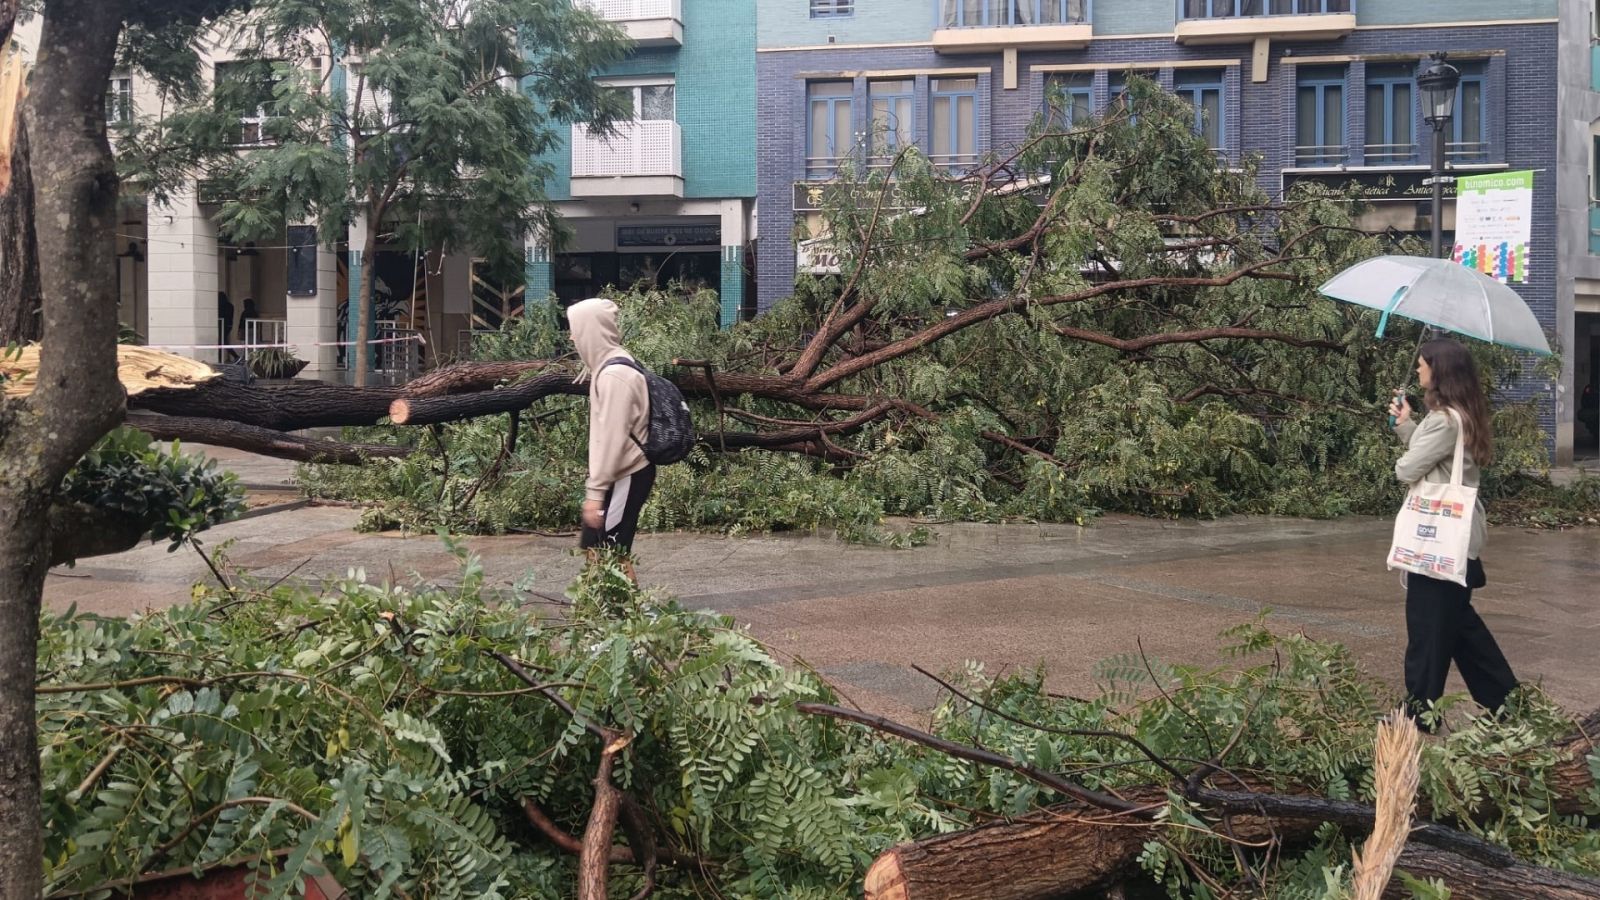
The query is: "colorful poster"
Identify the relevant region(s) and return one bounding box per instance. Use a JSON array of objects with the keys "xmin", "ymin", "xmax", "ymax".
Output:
[{"xmin": 1450, "ymin": 170, "xmax": 1533, "ymax": 283}]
